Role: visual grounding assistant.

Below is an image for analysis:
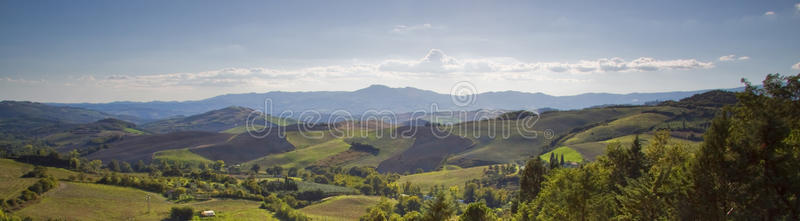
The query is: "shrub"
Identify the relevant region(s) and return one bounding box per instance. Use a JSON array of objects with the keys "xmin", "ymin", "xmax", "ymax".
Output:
[{"xmin": 169, "ymin": 206, "xmax": 194, "ymax": 221}]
